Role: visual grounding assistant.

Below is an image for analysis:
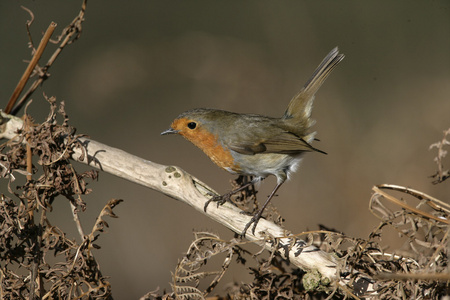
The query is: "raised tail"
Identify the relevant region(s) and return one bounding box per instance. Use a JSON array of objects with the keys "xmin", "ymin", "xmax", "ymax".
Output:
[{"xmin": 282, "ymin": 47, "xmax": 344, "ymax": 135}]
